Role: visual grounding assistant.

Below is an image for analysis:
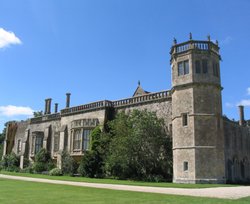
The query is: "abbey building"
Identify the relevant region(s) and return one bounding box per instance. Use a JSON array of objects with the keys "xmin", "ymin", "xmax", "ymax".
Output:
[{"xmin": 3, "ymin": 36, "xmax": 250, "ymax": 184}]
